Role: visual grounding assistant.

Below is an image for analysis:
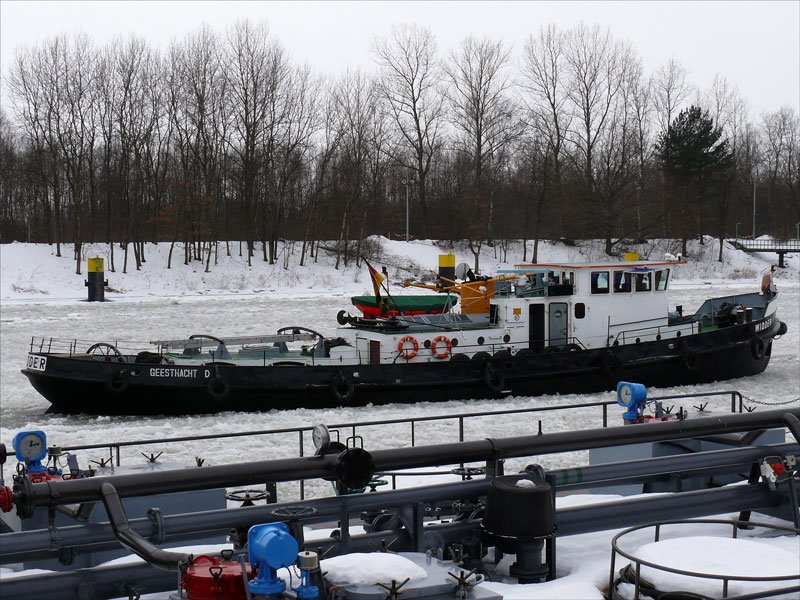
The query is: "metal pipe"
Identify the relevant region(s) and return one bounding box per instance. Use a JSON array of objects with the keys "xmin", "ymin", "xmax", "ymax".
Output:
[
  {"xmin": 0, "ymin": 559, "xmax": 177, "ymax": 600},
  {"xmin": 370, "ymin": 408, "xmax": 799, "ymax": 471},
  {"xmin": 556, "ymin": 483, "xmax": 779, "ymax": 536},
  {"xmin": 784, "ymin": 413, "xmax": 800, "ymax": 444},
  {"xmin": 10, "ymin": 409, "xmax": 796, "ymax": 515},
  {"xmin": 0, "ymin": 483, "xmax": 784, "ymax": 600},
  {"xmin": 100, "ymin": 482, "xmax": 190, "ymax": 571},
  {"xmin": 4, "ymin": 443, "xmax": 796, "ymax": 564},
  {"xmin": 0, "ymin": 479, "xmax": 488, "ymax": 563},
  {"xmin": 552, "ymin": 442, "xmax": 799, "ymax": 489}
]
